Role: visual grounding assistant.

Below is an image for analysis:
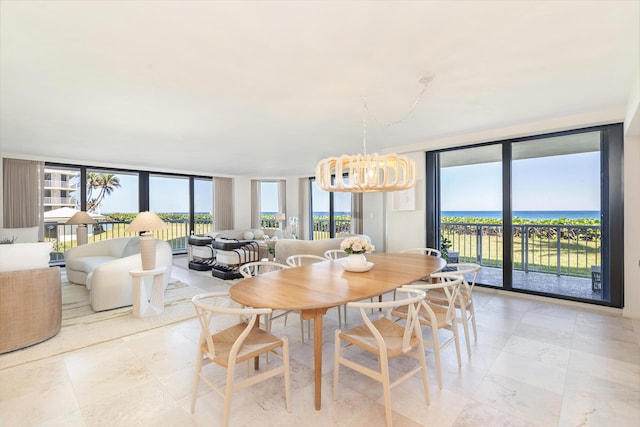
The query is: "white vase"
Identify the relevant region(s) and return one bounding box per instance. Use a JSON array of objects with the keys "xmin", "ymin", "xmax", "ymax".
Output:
[{"xmin": 348, "ymin": 253, "xmax": 367, "ymax": 267}]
